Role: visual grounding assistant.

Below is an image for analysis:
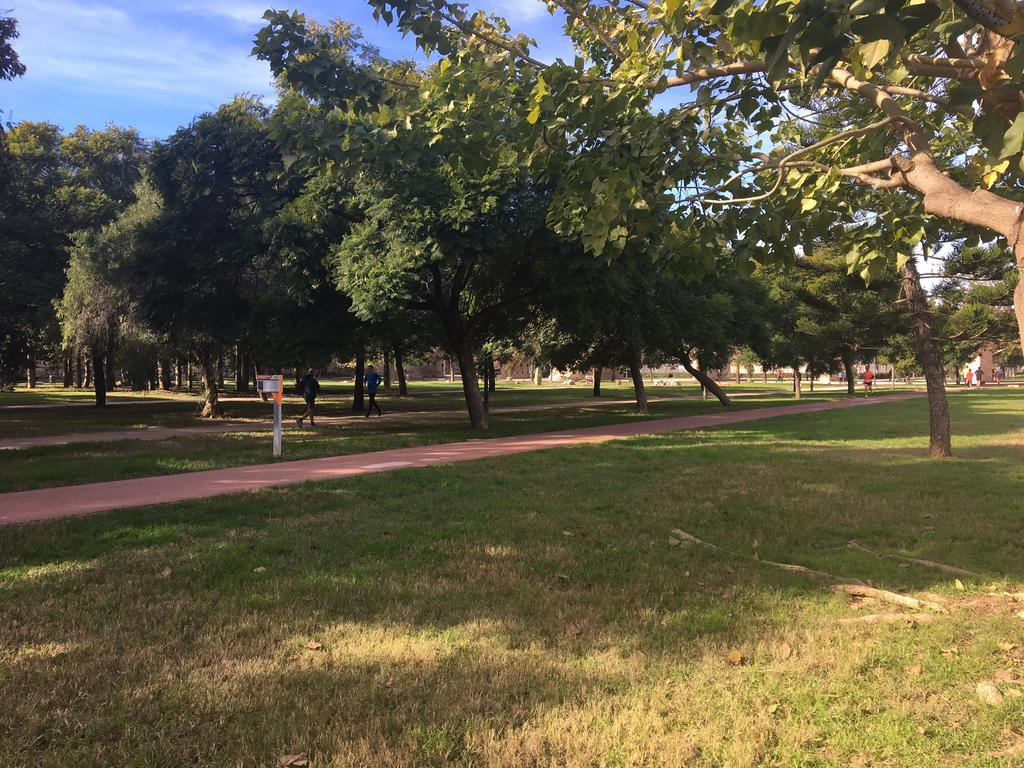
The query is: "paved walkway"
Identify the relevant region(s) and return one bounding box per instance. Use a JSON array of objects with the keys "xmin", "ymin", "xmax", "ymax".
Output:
[{"xmin": 0, "ymin": 393, "xmax": 922, "ymax": 526}]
